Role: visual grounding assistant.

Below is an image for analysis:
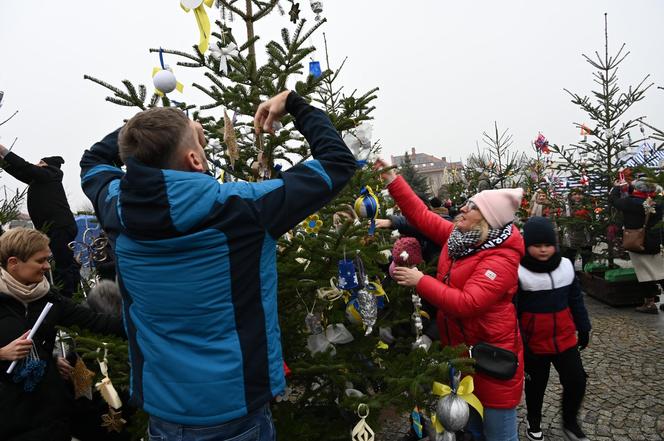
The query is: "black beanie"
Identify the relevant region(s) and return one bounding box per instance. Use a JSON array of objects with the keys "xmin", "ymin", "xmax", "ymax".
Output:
[
  {"xmin": 41, "ymin": 156, "xmax": 65, "ymax": 168},
  {"xmin": 523, "ymin": 216, "xmax": 558, "ymax": 247}
]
